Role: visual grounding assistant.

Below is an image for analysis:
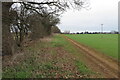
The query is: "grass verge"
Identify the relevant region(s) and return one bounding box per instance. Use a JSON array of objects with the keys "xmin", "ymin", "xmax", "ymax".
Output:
[
  {"xmin": 51, "ymin": 34, "xmax": 96, "ymax": 75},
  {"xmin": 3, "ymin": 34, "xmax": 97, "ymax": 78}
]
